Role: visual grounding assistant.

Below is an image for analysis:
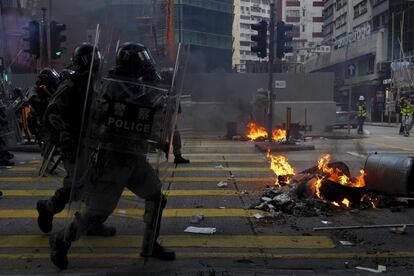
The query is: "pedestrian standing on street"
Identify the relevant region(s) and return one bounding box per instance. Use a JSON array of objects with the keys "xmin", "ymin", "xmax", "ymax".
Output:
[
  {"xmin": 400, "ymin": 97, "xmax": 414, "ymax": 137},
  {"xmin": 356, "ymin": 95, "xmax": 367, "ymax": 135},
  {"xmin": 48, "ymin": 42, "xmax": 175, "ymax": 270},
  {"xmin": 36, "ymin": 43, "xmax": 116, "ymax": 237}
]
